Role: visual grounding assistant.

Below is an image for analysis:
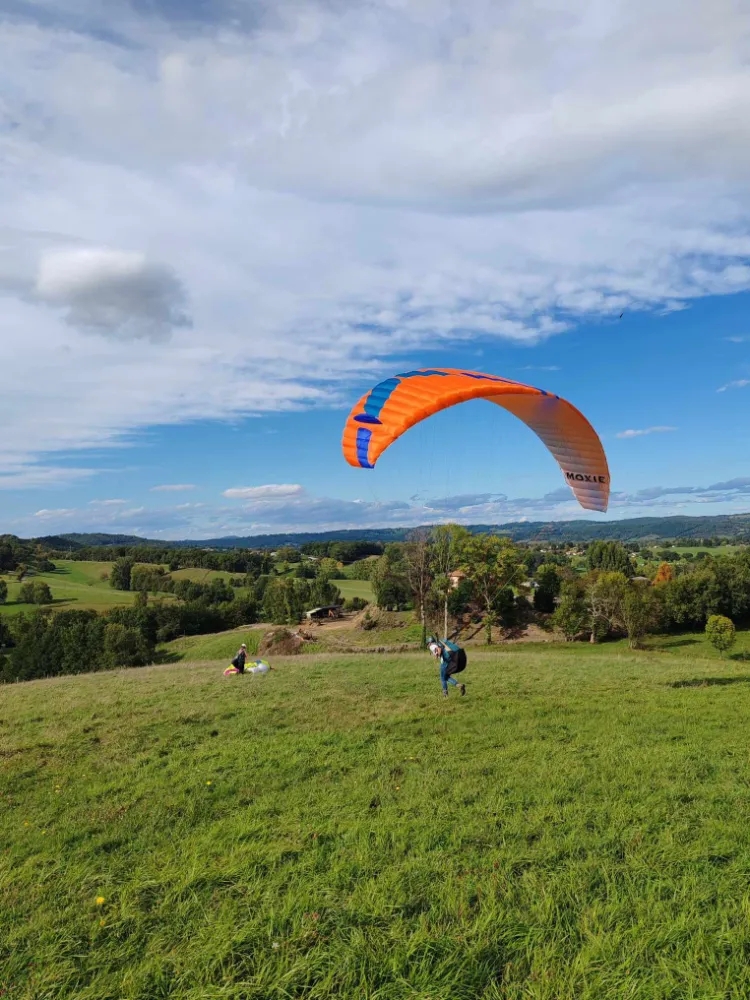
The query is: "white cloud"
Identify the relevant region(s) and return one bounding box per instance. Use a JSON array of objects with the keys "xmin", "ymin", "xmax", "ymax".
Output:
[
  {"xmin": 725, "ymin": 336, "xmax": 749, "ymax": 343},
  {"xmin": 35, "ymin": 247, "xmax": 189, "ymax": 342},
  {"xmin": 0, "ymin": 462, "xmax": 95, "ymax": 490},
  {"xmin": 1, "ymin": 0, "xmax": 750, "ymax": 480},
  {"xmin": 616, "ymin": 426, "xmax": 678, "ymax": 438},
  {"xmin": 88, "ymin": 498, "xmax": 129, "ymax": 506},
  {"xmin": 15, "ymin": 475, "xmax": 750, "ymax": 538},
  {"xmin": 150, "ymin": 483, "xmax": 196, "ymax": 492},
  {"xmin": 222, "ymin": 484, "xmax": 305, "ymax": 501},
  {"xmin": 717, "ymin": 379, "xmax": 750, "ymax": 392}
]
